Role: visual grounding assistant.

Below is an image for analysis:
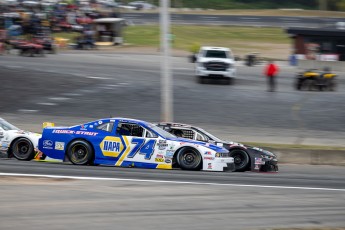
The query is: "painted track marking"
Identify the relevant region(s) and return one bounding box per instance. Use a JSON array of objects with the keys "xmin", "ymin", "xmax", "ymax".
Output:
[{"xmin": 0, "ymin": 173, "xmax": 344, "ymax": 192}]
